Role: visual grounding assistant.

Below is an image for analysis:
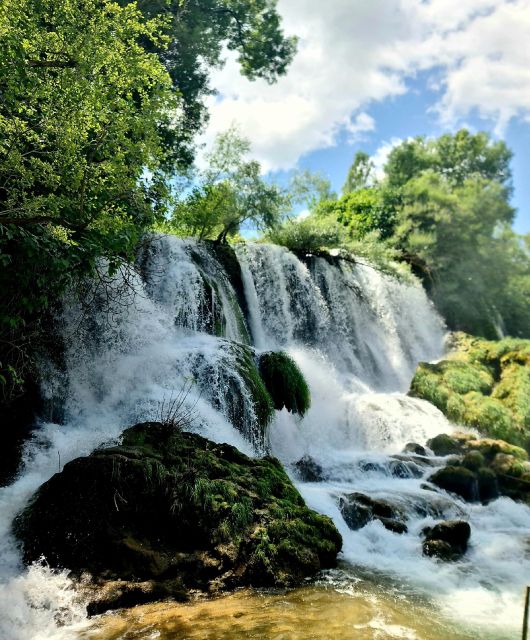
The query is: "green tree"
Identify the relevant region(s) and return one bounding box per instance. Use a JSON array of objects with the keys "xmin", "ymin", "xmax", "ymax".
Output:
[
  {"xmin": 394, "ymin": 171, "xmax": 516, "ymax": 336},
  {"xmin": 169, "ymin": 128, "xmax": 289, "ymax": 242},
  {"xmin": 384, "ymin": 130, "xmax": 512, "ymax": 189},
  {"xmin": 0, "ymin": 0, "xmax": 176, "ymax": 400},
  {"xmin": 119, "ymin": 0, "xmax": 297, "ymax": 168},
  {"xmin": 343, "ymin": 151, "xmax": 375, "ymax": 194},
  {"xmin": 315, "ymin": 187, "xmax": 401, "ymax": 240}
]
